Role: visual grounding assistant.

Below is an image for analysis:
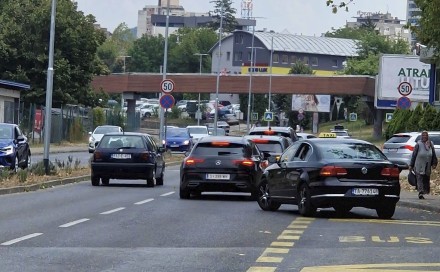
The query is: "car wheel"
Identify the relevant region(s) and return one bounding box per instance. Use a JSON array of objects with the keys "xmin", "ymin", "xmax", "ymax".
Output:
[
  {"xmin": 25, "ymin": 153, "xmax": 31, "ymax": 169},
  {"xmin": 144, "ymin": 112, "xmax": 151, "ymax": 118},
  {"xmin": 147, "ymin": 169, "xmax": 156, "ymax": 187},
  {"xmin": 376, "ymin": 204, "xmax": 396, "ymax": 219},
  {"xmin": 179, "ymin": 186, "xmax": 190, "ymax": 199},
  {"xmin": 257, "ymin": 180, "xmax": 281, "ymax": 211},
  {"xmin": 91, "ymin": 175, "xmax": 100, "ymax": 186},
  {"xmin": 101, "ymin": 178, "xmax": 110, "ymax": 186},
  {"xmin": 298, "ymin": 183, "xmax": 316, "ymax": 217},
  {"xmin": 156, "ymin": 172, "xmax": 164, "ymax": 186},
  {"xmin": 333, "ymin": 205, "xmax": 352, "ymax": 214}
]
